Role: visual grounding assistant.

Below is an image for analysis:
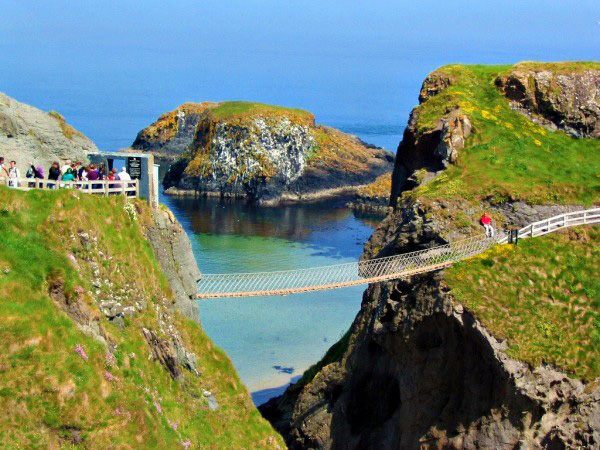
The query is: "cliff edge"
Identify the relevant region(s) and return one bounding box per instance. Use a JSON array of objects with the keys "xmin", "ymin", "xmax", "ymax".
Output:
[
  {"xmin": 0, "ymin": 188, "xmax": 283, "ymax": 448},
  {"xmin": 260, "ymin": 62, "xmax": 600, "ymax": 449}
]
